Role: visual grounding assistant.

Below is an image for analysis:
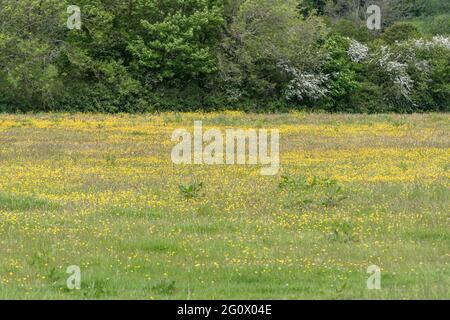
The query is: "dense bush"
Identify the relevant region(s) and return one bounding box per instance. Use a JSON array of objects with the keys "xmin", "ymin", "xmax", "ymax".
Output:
[
  {"xmin": 0, "ymin": 0, "xmax": 448, "ymax": 113},
  {"xmin": 381, "ymin": 22, "xmax": 421, "ymax": 44},
  {"xmin": 429, "ymin": 15, "xmax": 450, "ymax": 35}
]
